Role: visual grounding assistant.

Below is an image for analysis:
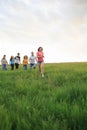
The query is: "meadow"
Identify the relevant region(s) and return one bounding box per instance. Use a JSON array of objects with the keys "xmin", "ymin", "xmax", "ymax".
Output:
[{"xmin": 0, "ymin": 62, "xmax": 87, "ymax": 130}]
